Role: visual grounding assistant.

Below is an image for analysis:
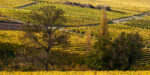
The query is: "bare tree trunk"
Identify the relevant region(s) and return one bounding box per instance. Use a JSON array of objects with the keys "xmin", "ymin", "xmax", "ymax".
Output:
[
  {"xmin": 45, "ymin": 62, "xmax": 49, "ymax": 71},
  {"xmin": 44, "ymin": 26, "xmax": 53, "ymax": 71},
  {"xmin": 45, "ymin": 49, "xmax": 50, "ymax": 71}
]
